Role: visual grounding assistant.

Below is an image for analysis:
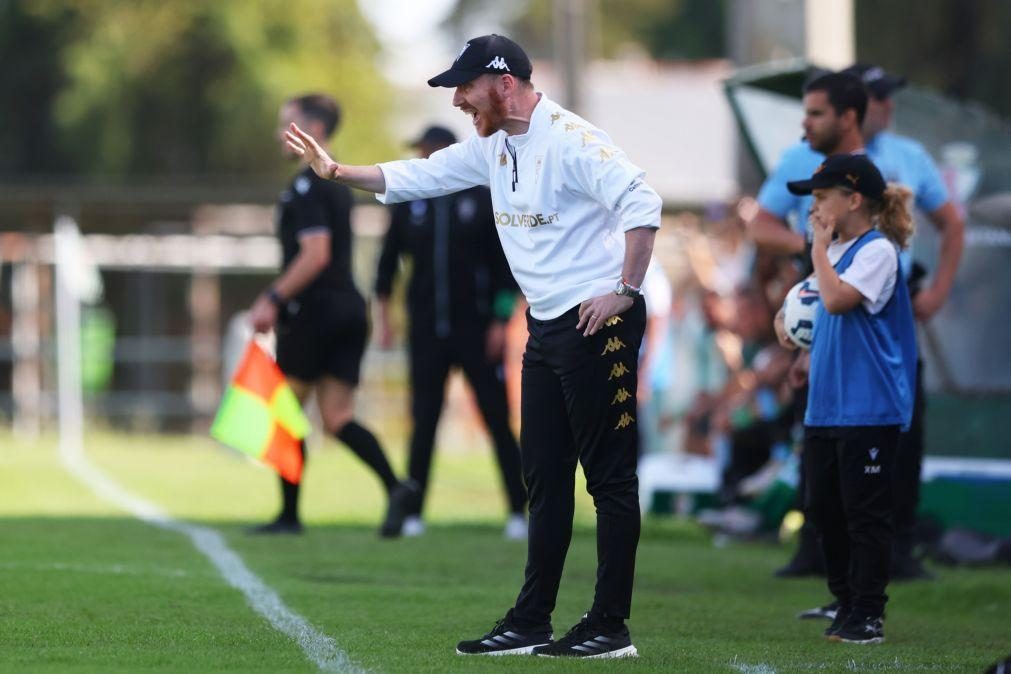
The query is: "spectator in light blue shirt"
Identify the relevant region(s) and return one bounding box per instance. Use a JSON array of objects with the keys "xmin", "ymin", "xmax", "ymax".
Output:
[
  {"xmin": 752, "ymin": 65, "xmax": 966, "ymax": 588},
  {"xmin": 752, "ymin": 65, "xmax": 964, "ymax": 322}
]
